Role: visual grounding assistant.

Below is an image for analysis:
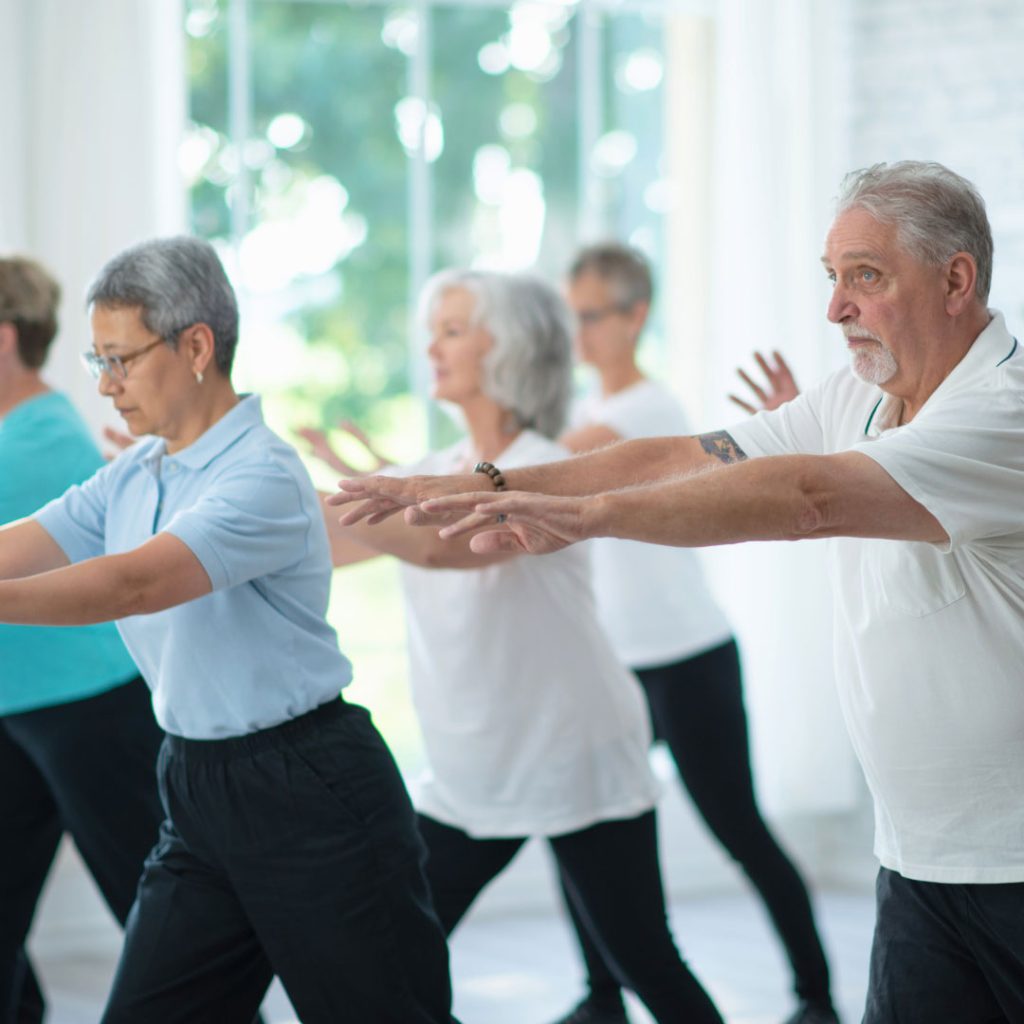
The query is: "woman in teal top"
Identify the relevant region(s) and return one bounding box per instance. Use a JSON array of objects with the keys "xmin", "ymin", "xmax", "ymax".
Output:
[
  {"xmin": 0, "ymin": 391, "xmax": 139, "ymax": 709},
  {"xmin": 0, "ymin": 256, "xmax": 164, "ymax": 1024}
]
